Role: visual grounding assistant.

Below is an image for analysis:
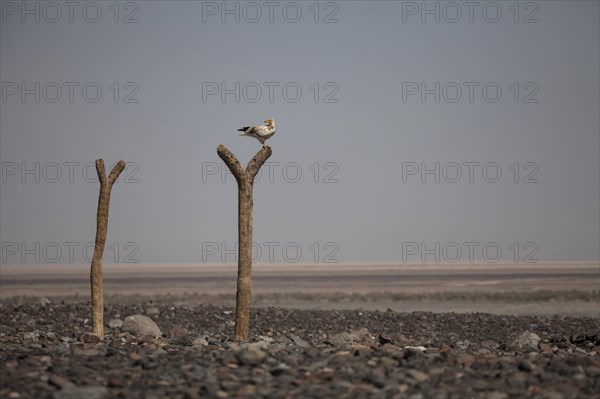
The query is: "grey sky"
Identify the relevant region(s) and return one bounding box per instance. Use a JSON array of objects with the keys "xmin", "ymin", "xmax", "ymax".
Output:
[{"xmin": 1, "ymin": 1, "xmax": 598, "ymax": 264}]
